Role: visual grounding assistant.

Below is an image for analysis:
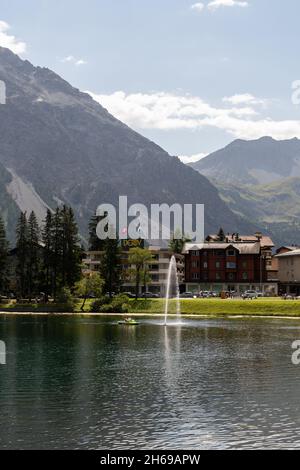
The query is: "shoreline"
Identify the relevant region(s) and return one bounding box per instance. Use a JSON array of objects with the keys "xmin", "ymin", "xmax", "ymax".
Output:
[{"xmin": 1, "ymin": 311, "xmax": 300, "ymax": 321}]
